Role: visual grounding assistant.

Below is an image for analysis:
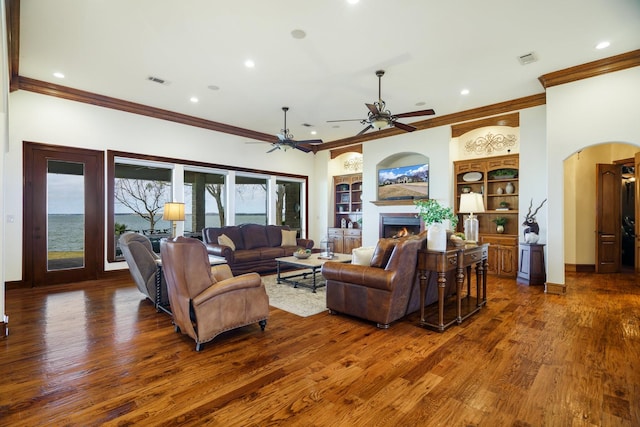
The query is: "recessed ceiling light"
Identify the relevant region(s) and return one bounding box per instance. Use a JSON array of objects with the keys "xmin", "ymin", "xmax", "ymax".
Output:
[
  {"xmin": 53, "ymin": 72, "xmax": 65, "ymax": 79},
  {"xmin": 244, "ymin": 59, "xmax": 255, "ymax": 68},
  {"xmin": 460, "ymin": 89, "xmax": 470, "ymax": 95},
  {"xmin": 190, "ymin": 97, "xmax": 199, "ymax": 103},
  {"xmin": 291, "ymin": 29, "xmax": 306, "ymax": 39},
  {"xmin": 311, "ymin": 130, "xmax": 317, "ymax": 135},
  {"xmin": 596, "ymin": 41, "xmax": 610, "ymax": 50}
]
